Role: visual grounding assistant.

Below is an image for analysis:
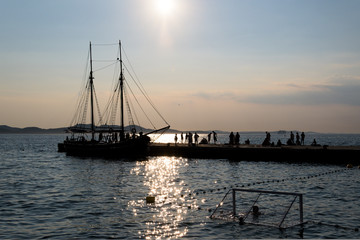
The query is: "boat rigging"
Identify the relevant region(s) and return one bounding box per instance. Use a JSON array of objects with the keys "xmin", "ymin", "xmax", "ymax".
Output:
[{"xmin": 59, "ymin": 40, "xmax": 170, "ymax": 156}]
